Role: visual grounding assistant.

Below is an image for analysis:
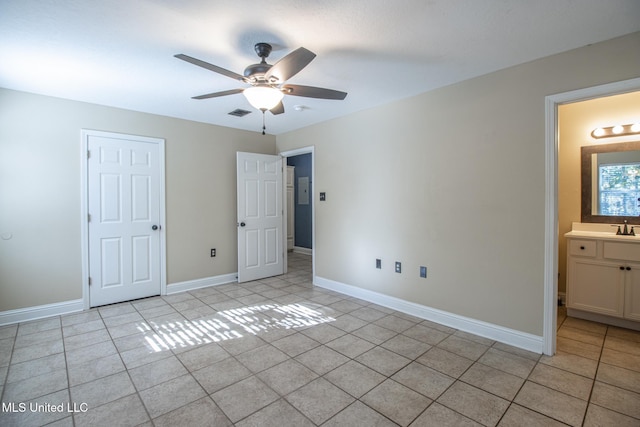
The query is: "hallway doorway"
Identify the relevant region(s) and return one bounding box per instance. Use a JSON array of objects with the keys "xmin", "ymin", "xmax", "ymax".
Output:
[{"xmin": 280, "ymin": 146, "xmax": 315, "ymax": 280}]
